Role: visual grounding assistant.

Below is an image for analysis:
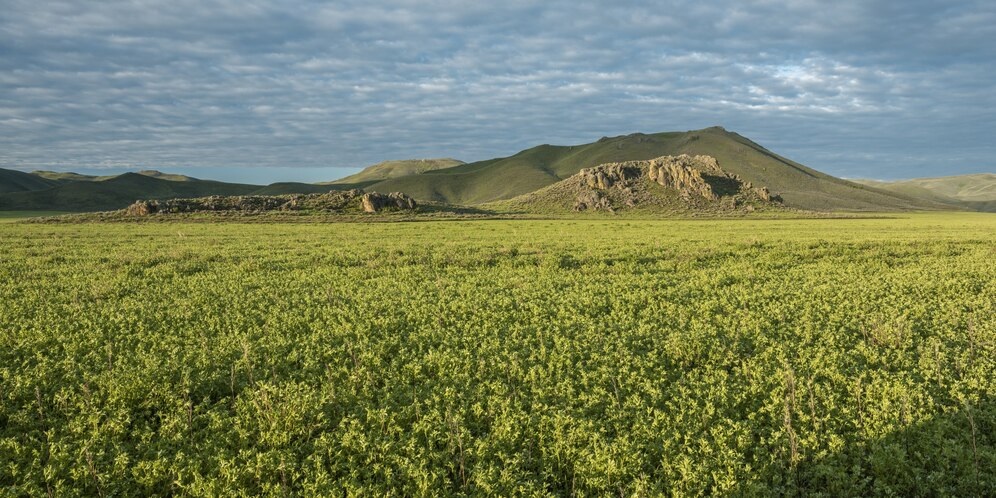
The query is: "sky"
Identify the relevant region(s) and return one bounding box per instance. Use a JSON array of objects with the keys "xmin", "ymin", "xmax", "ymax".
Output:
[{"xmin": 1, "ymin": 0, "xmax": 994, "ymax": 183}]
